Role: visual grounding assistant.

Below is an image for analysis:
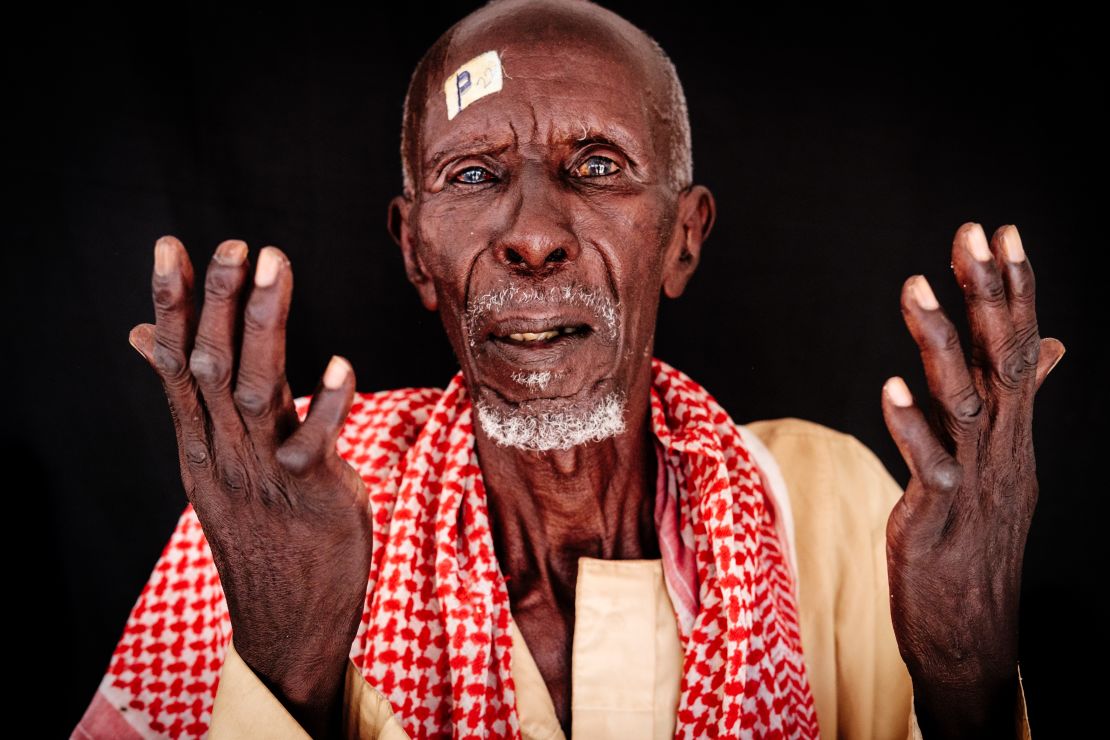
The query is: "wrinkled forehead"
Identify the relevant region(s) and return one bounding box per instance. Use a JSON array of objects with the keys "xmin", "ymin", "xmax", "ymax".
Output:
[{"xmin": 418, "ymin": 33, "xmax": 659, "ymax": 173}]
